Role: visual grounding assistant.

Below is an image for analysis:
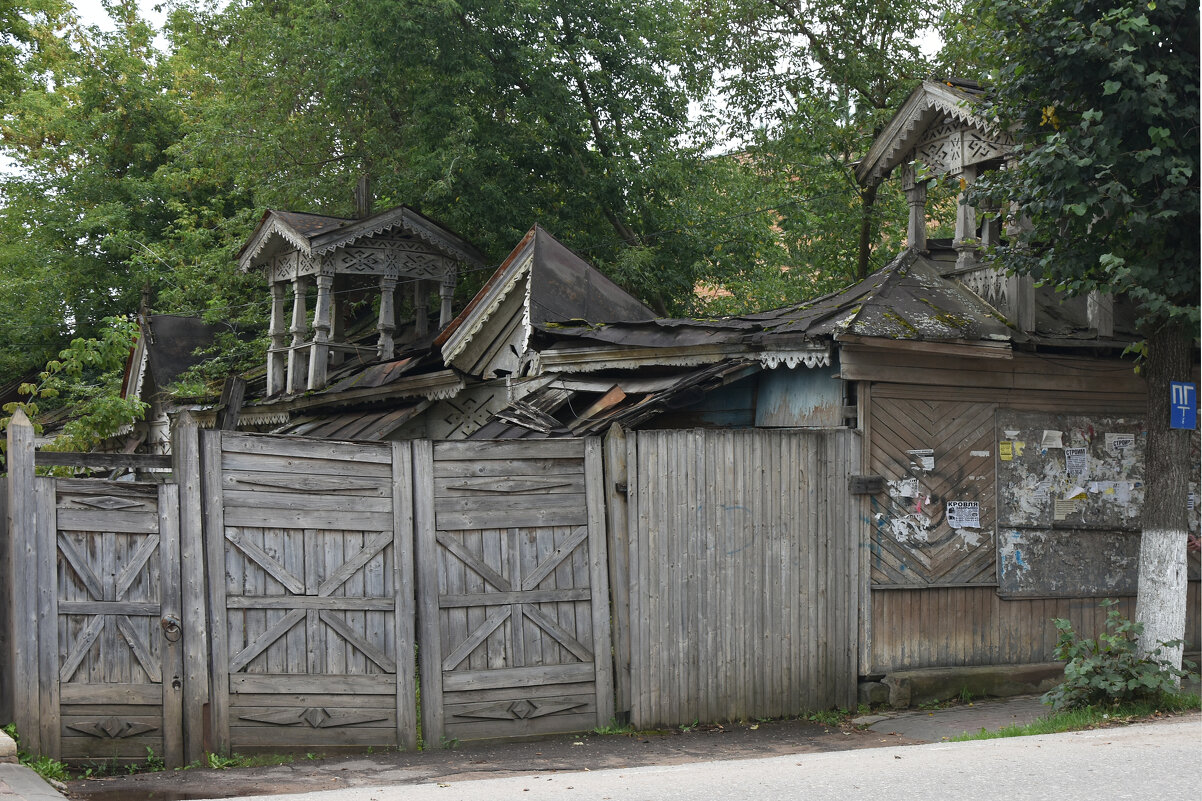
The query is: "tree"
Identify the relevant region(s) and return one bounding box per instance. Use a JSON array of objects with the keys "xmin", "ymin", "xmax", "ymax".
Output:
[
  {"xmin": 714, "ymin": 0, "xmax": 947, "ymax": 283},
  {"xmin": 965, "ymin": 0, "xmax": 1199, "ymax": 671}
]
